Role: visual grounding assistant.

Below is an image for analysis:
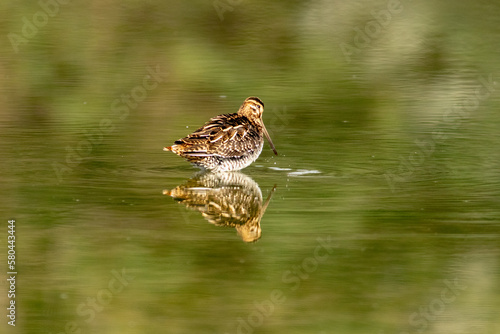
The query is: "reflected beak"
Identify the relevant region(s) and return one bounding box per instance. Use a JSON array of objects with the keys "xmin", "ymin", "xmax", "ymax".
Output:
[{"xmin": 262, "ymin": 123, "xmax": 278, "ymax": 156}]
